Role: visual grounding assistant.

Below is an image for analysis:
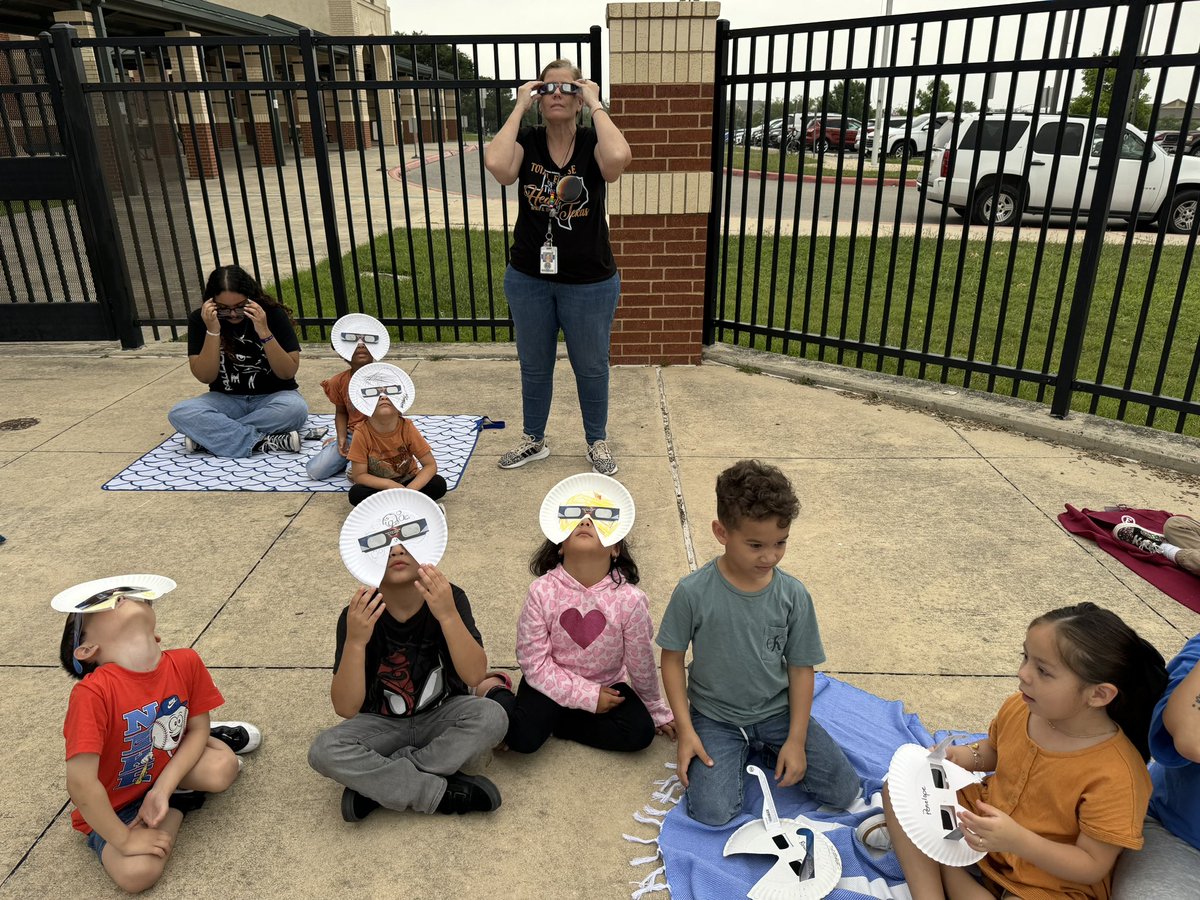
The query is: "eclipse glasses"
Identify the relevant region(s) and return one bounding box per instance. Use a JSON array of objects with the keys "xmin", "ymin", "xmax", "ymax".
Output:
[
  {"xmin": 535, "ymin": 82, "xmax": 581, "ymax": 96},
  {"xmin": 358, "ymin": 518, "xmax": 429, "ymax": 552},
  {"xmin": 558, "ymin": 505, "xmax": 620, "ymax": 522}
]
